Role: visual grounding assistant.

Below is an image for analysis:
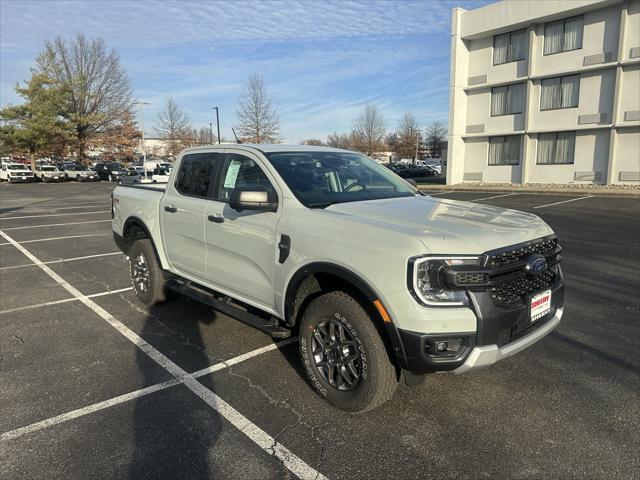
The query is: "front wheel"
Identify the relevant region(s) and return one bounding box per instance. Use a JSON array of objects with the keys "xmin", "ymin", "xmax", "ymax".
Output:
[
  {"xmin": 128, "ymin": 239, "xmax": 166, "ymax": 306},
  {"xmin": 299, "ymin": 291, "xmax": 397, "ymax": 413}
]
